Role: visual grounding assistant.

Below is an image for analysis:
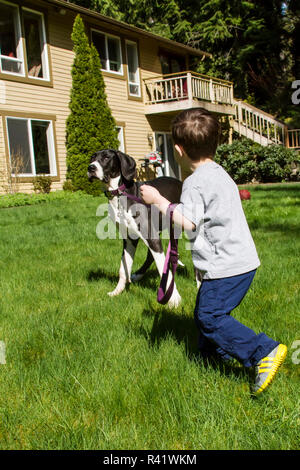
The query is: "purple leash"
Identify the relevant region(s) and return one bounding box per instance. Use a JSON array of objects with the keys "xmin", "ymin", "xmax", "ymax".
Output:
[
  {"xmin": 106, "ymin": 184, "xmax": 178, "ymax": 305},
  {"xmin": 157, "ymin": 203, "xmax": 178, "ymax": 305}
]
